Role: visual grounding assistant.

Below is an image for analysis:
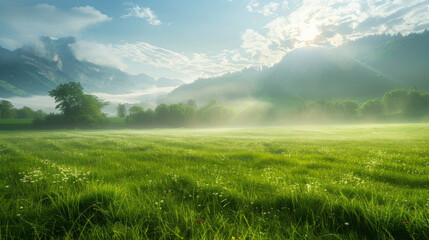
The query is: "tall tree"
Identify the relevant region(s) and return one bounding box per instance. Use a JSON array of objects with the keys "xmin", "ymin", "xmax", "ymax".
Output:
[
  {"xmin": 0, "ymin": 100, "xmax": 16, "ymax": 119},
  {"xmin": 49, "ymin": 82, "xmax": 84, "ymax": 118},
  {"xmin": 117, "ymin": 104, "xmax": 126, "ymax": 118},
  {"xmin": 48, "ymin": 82, "xmax": 106, "ymax": 126}
]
